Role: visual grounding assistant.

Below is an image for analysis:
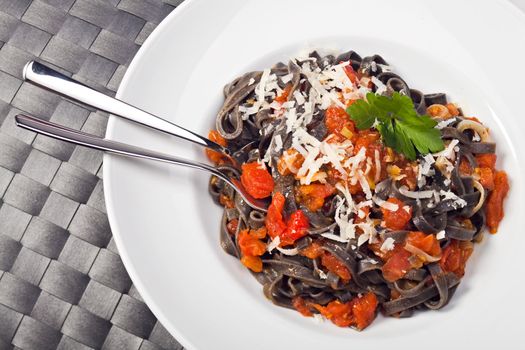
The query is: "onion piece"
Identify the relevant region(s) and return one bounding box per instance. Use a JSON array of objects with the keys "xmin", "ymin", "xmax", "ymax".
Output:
[
  {"xmin": 457, "ymin": 119, "xmax": 490, "ymax": 142},
  {"xmin": 471, "ymin": 179, "xmax": 486, "ymax": 214},
  {"xmin": 427, "ymin": 104, "xmax": 451, "ymax": 119},
  {"xmin": 276, "ymin": 246, "xmax": 300, "ymax": 256},
  {"xmin": 398, "ymin": 185, "xmax": 435, "ymax": 199},
  {"xmin": 404, "ymin": 243, "xmax": 442, "ymax": 262}
]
